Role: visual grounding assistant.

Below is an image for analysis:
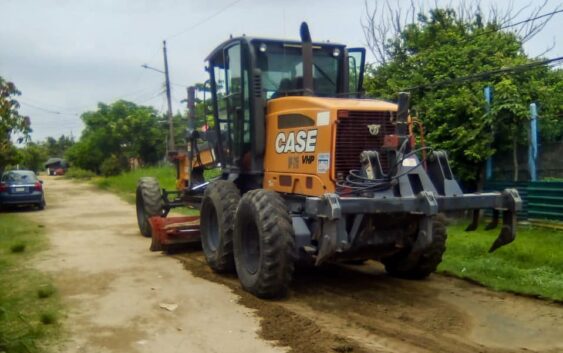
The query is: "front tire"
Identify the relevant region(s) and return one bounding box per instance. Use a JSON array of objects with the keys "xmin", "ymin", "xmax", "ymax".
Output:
[
  {"xmin": 382, "ymin": 216, "xmax": 447, "ymax": 279},
  {"xmin": 200, "ymin": 180, "xmax": 240, "ymax": 272},
  {"xmin": 136, "ymin": 177, "xmax": 163, "ymax": 238},
  {"xmin": 234, "ymin": 189, "xmax": 296, "ymax": 299}
]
